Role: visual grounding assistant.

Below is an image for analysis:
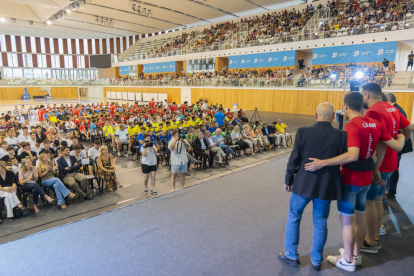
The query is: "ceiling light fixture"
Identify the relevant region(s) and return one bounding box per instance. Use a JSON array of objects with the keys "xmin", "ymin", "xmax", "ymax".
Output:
[
  {"xmin": 46, "ymin": 20, "xmax": 52, "ymax": 25},
  {"xmin": 0, "ymin": 18, "xmax": 5, "ymax": 23}
]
